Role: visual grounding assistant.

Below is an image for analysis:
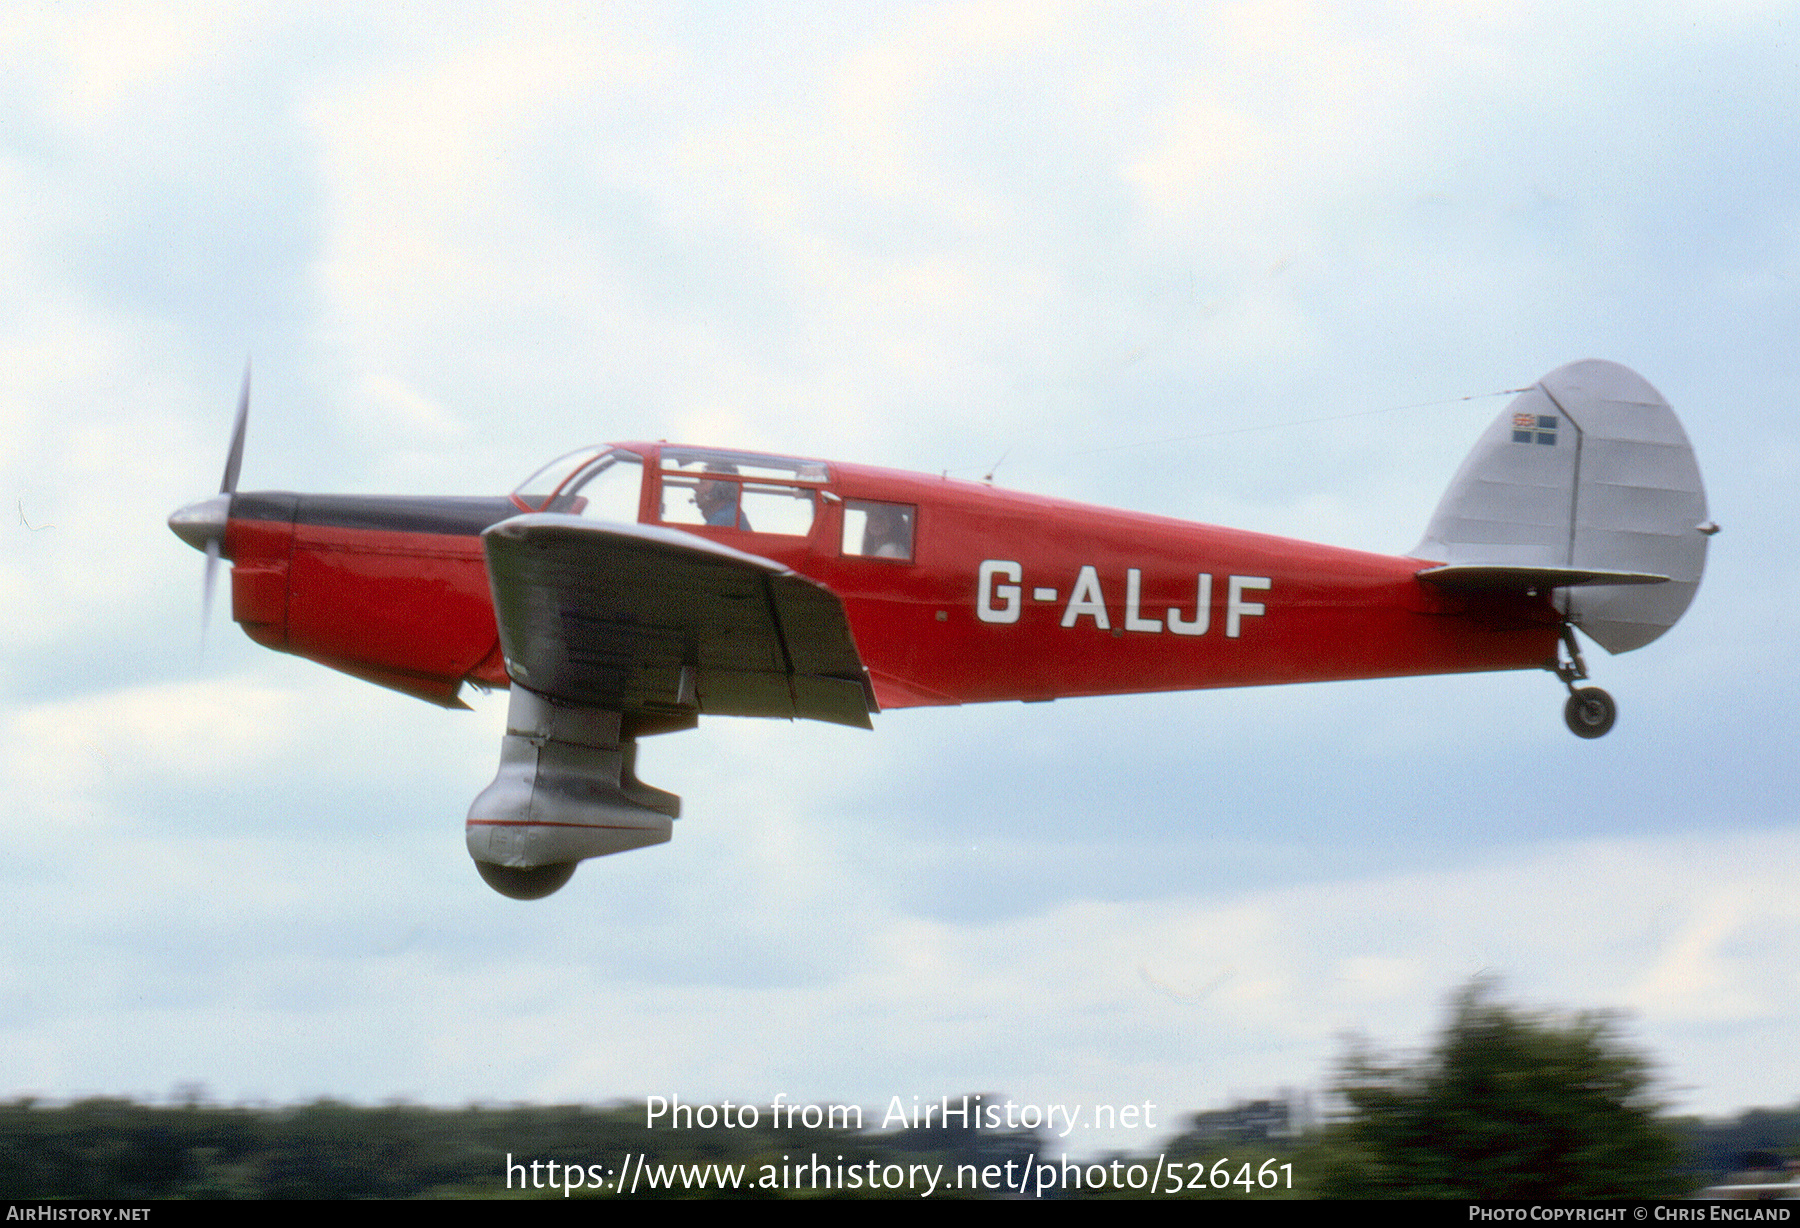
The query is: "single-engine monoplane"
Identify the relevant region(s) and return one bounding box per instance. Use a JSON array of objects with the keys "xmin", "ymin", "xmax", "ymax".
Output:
[{"xmin": 169, "ymin": 360, "xmax": 1713, "ymax": 898}]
